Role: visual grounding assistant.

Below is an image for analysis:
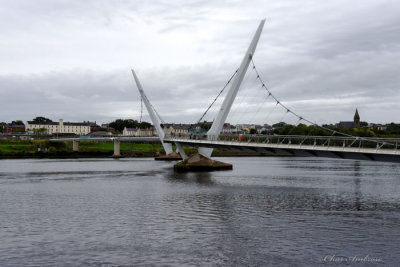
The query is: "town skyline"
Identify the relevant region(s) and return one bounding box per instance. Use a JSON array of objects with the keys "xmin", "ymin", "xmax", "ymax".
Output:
[{"xmin": 1, "ymin": 108, "xmax": 396, "ymax": 136}]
